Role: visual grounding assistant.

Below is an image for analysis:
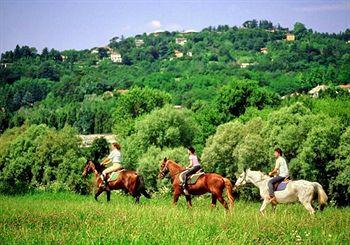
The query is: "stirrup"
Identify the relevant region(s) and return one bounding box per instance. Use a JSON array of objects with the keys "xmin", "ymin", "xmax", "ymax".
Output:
[{"xmin": 183, "ymin": 189, "xmax": 190, "ymax": 195}]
